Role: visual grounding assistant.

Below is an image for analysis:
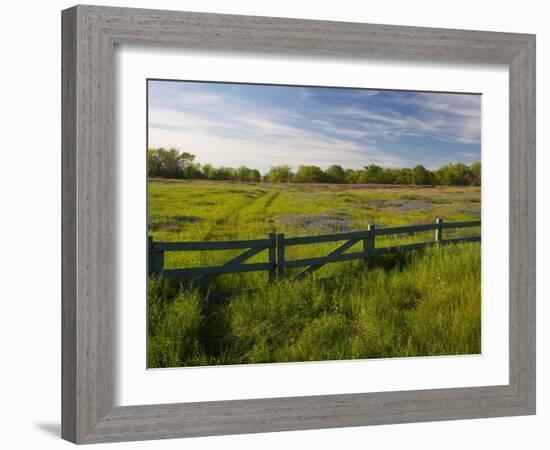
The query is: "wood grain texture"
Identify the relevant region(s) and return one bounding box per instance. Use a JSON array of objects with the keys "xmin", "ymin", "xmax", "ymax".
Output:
[
  {"xmin": 61, "ymin": 7, "xmax": 77, "ymax": 443},
  {"xmin": 61, "ymin": 5, "xmax": 536, "ymax": 444},
  {"xmin": 508, "ymin": 34, "xmax": 536, "ymax": 410}
]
